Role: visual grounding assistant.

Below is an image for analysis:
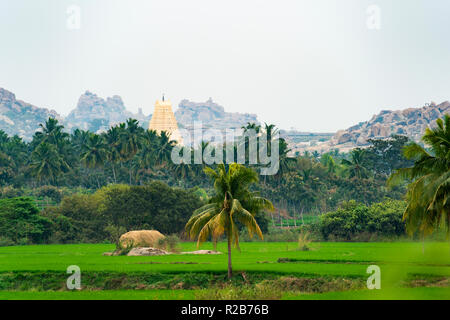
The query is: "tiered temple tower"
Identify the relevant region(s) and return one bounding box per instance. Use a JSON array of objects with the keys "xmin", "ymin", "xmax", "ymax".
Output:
[{"xmin": 148, "ymin": 96, "xmax": 183, "ymax": 144}]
